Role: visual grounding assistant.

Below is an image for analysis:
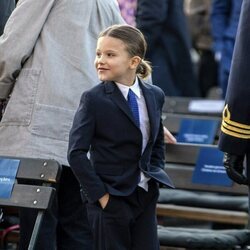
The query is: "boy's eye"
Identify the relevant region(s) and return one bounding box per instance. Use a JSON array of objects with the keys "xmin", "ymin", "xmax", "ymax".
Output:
[
  {"xmin": 107, "ymin": 53, "xmax": 115, "ymax": 57},
  {"xmin": 96, "ymin": 52, "xmax": 101, "ymax": 57}
]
